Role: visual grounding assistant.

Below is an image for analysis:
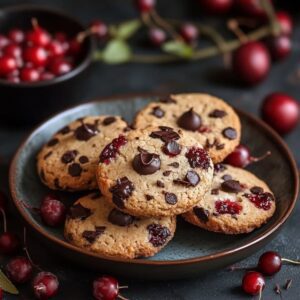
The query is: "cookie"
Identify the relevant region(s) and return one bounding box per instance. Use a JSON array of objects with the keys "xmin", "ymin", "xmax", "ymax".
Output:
[
  {"xmin": 182, "ymin": 164, "xmax": 276, "ymax": 234},
  {"xmin": 96, "ymin": 126, "xmax": 214, "ymax": 217},
  {"xmin": 134, "ymin": 93, "xmax": 241, "ymax": 163},
  {"xmin": 64, "ymin": 193, "xmax": 176, "ymax": 259},
  {"xmin": 37, "ymin": 116, "xmax": 128, "ymax": 191}
]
